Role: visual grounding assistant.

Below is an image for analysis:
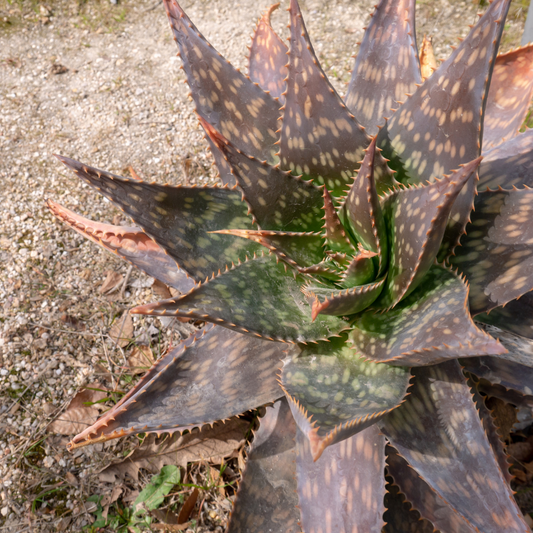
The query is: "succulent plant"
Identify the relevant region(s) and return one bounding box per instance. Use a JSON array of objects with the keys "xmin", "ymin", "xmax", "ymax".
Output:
[{"xmin": 48, "ymin": 0, "xmax": 533, "ymax": 530}]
